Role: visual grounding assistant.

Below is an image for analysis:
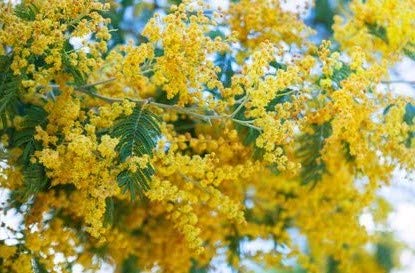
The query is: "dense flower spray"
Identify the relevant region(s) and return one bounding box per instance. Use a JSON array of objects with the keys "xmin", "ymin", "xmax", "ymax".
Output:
[{"xmin": 0, "ymin": 0, "xmax": 414, "ymax": 272}]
